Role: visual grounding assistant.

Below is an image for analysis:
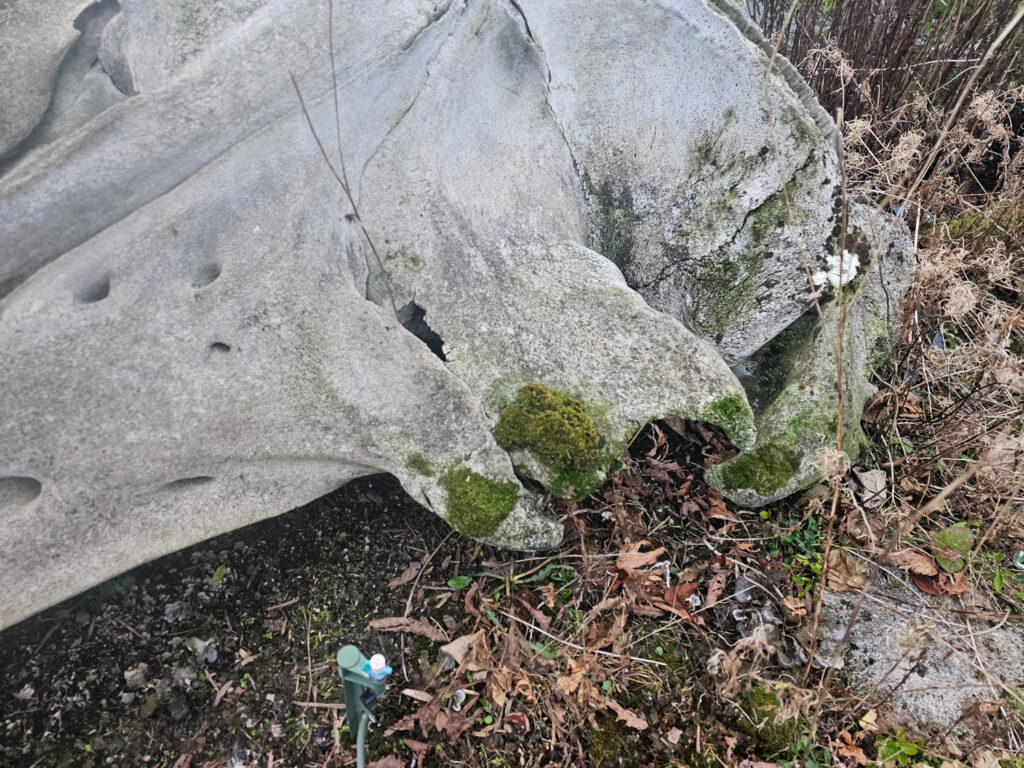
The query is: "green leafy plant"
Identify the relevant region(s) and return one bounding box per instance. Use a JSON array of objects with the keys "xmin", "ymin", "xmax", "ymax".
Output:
[
  {"xmin": 876, "ymin": 728, "xmax": 923, "ymax": 767},
  {"xmin": 931, "ymin": 522, "xmax": 973, "ymax": 573}
]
